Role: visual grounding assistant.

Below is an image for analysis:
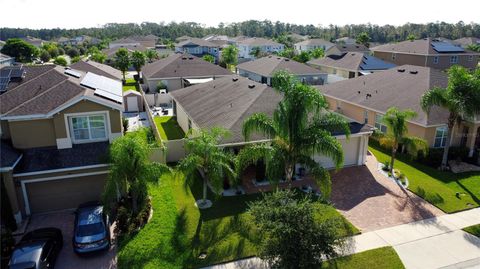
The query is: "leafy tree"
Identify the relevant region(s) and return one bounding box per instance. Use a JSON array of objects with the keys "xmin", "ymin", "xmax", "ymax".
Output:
[
  {"xmin": 78, "ymin": 46, "xmax": 86, "ymax": 55},
  {"xmin": 91, "ymin": 52, "xmax": 107, "ymax": 63},
  {"xmin": 43, "ymin": 42, "xmax": 59, "ymax": 58},
  {"xmin": 58, "ymin": 47, "xmax": 65, "ymax": 55},
  {"xmin": 379, "ymin": 107, "xmax": 428, "ymax": 174},
  {"xmin": 131, "ymin": 50, "xmax": 146, "ymax": 79},
  {"xmin": 144, "ymin": 49, "xmax": 159, "ymax": 62},
  {"xmin": 467, "ymin": 44, "xmax": 480, "ymax": 52},
  {"xmin": 249, "ymin": 190, "xmax": 346, "ymax": 269},
  {"xmin": 71, "ymin": 56, "xmax": 81, "ymax": 64},
  {"xmin": 293, "ymin": 51, "xmax": 311, "ymax": 63},
  {"xmin": 278, "ymin": 48, "xmax": 295, "ymax": 59},
  {"xmin": 221, "ymin": 44, "xmax": 239, "ymax": 70},
  {"xmin": 0, "ymin": 38, "xmax": 38, "ymax": 63},
  {"xmin": 421, "ymin": 66, "xmax": 480, "ymax": 170},
  {"xmin": 115, "ymin": 48, "xmax": 130, "ymax": 81},
  {"xmin": 66, "ymin": 47, "xmax": 80, "ymax": 58},
  {"xmin": 53, "ymin": 56, "xmax": 67, "ymax": 66},
  {"xmin": 103, "ymin": 129, "xmax": 169, "ymax": 214},
  {"xmin": 39, "ymin": 49, "xmax": 51, "ymax": 62},
  {"xmin": 250, "ymin": 46, "xmax": 262, "ymax": 58},
  {"xmin": 238, "ymin": 71, "xmax": 350, "ymax": 198},
  {"xmin": 407, "ymin": 34, "xmax": 417, "ymax": 41},
  {"xmin": 310, "ymin": 47, "xmax": 324, "ymax": 59},
  {"xmin": 177, "ymin": 128, "xmax": 236, "ymax": 208},
  {"xmin": 273, "ymin": 34, "xmax": 294, "ymax": 48},
  {"xmin": 202, "ymin": 54, "xmax": 215, "ymax": 63},
  {"xmin": 356, "ymin": 32, "xmax": 370, "ymax": 47}
]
